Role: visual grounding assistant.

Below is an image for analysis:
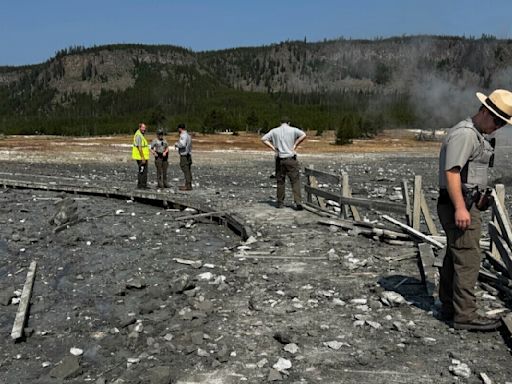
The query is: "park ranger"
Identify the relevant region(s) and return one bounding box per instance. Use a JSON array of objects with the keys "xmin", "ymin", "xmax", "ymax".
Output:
[
  {"xmin": 150, "ymin": 128, "xmax": 170, "ymax": 189},
  {"xmin": 437, "ymin": 89, "xmax": 512, "ymax": 331}
]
